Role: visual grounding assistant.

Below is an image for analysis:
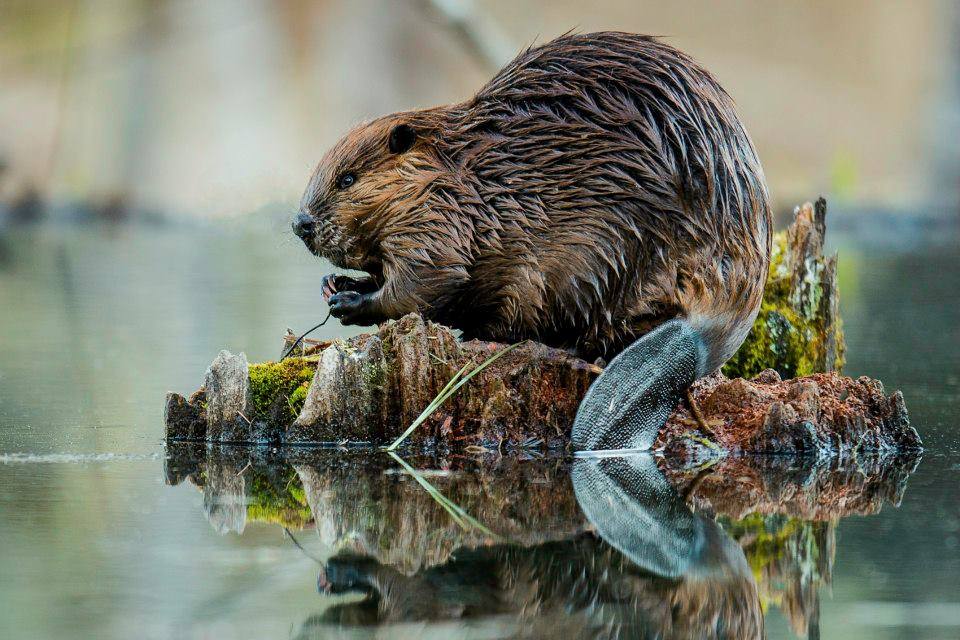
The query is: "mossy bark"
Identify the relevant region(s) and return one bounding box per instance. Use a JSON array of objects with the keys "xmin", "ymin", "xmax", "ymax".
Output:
[
  {"xmin": 248, "ymin": 358, "xmax": 317, "ymax": 425},
  {"xmin": 166, "ymin": 316, "xmax": 600, "ymax": 447},
  {"xmin": 723, "ymin": 198, "xmax": 844, "ymax": 379}
]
